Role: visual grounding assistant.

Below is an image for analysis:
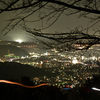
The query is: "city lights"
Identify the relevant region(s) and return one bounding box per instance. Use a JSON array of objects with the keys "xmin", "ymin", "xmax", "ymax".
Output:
[
  {"xmin": 0, "ymin": 40, "xmax": 100, "ymax": 92},
  {"xmin": 72, "ymin": 59, "xmax": 78, "ymax": 64}
]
